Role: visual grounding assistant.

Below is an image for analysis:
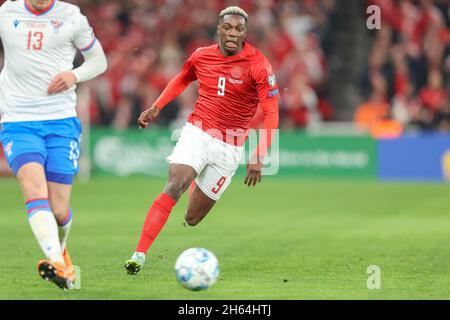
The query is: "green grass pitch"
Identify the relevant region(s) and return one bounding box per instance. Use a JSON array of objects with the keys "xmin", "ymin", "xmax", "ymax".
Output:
[{"xmin": 1, "ymin": 176, "xmax": 450, "ymax": 299}]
